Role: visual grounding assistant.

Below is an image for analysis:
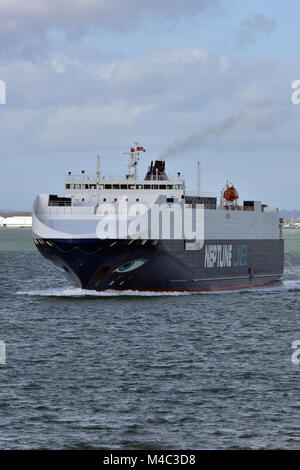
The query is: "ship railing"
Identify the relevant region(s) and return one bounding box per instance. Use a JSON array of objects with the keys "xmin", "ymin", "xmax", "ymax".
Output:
[
  {"xmin": 217, "ymin": 205, "xmax": 278, "ymax": 212},
  {"xmin": 185, "ymin": 191, "xmax": 217, "ymax": 198},
  {"xmin": 65, "ymin": 174, "xmax": 96, "ymax": 182},
  {"xmin": 48, "ymin": 202, "xmax": 72, "ymax": 207},
  {"xmin": 64, "ymin": 173, "xmax": 183, "ymax": 182},
  {"xmin": 48, "ymin": 201, "xmax": 94, "ymax": 208},
  {"xmin": 262, "ymin": 207, "xmax": 278, "ymax": 212}
]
